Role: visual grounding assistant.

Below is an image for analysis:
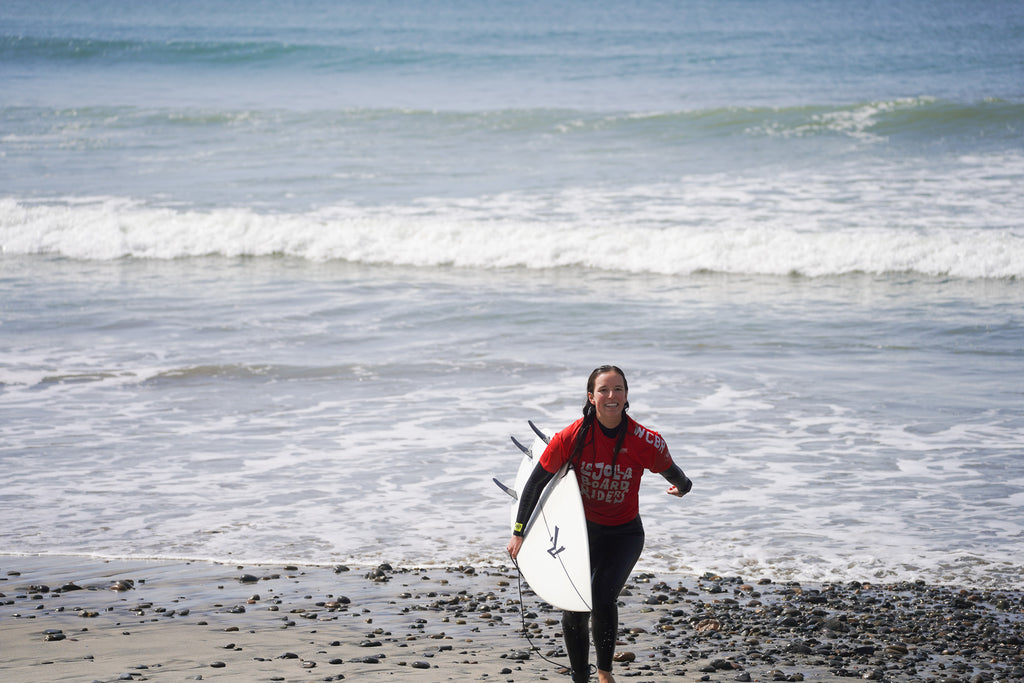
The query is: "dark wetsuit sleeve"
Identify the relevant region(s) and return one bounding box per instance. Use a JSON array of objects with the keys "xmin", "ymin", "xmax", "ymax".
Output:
[
  {"xmin": 659, "ymin": 462, "xmax": 692, "ymax": 495},
  {"xmin": 512, "ymin": 463, "xmax": 556, "ymax": 536}
]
